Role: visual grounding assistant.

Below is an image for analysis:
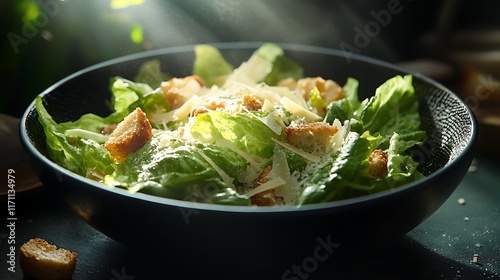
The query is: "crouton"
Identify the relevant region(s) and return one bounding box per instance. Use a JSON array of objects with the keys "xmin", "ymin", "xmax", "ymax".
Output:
[
  {"xmin": 279, "ymin": 77, "xmax": 344, "ymax": 104},
  {"xmin": 103, "ymin": 107, "xmax": 152, "ymax": 163},
  {"xmin": 368, "ymin": 149, "xmax": 388, "ymax": 178},
  {"xmin": 277, "ymin": 77, "xmax": 297, "ymax": 89},
  {"xmin": 192, "ymin": 94, "xmax": 263, "ymax": 116},
  {"xmin": 251, "ymin": 166, "xmax": 279, "ymax": 206},
  {"xmin": 19, "ymin": 238, "xmax": 78, "ymax": 280},
  {"xmin": 161, "ymin": 75, "xmax": 205, "ymax": 109},
  {"xmin": 238, "ymin": 94, "xmax": 263, "ymax": 111},
  {"xmin": 285, "ymin": 122, "xmax": 338, "ymax": 156},
  {"xmin": 191, "ymin": 98, "xmax": 227, "ymax": 116}
]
